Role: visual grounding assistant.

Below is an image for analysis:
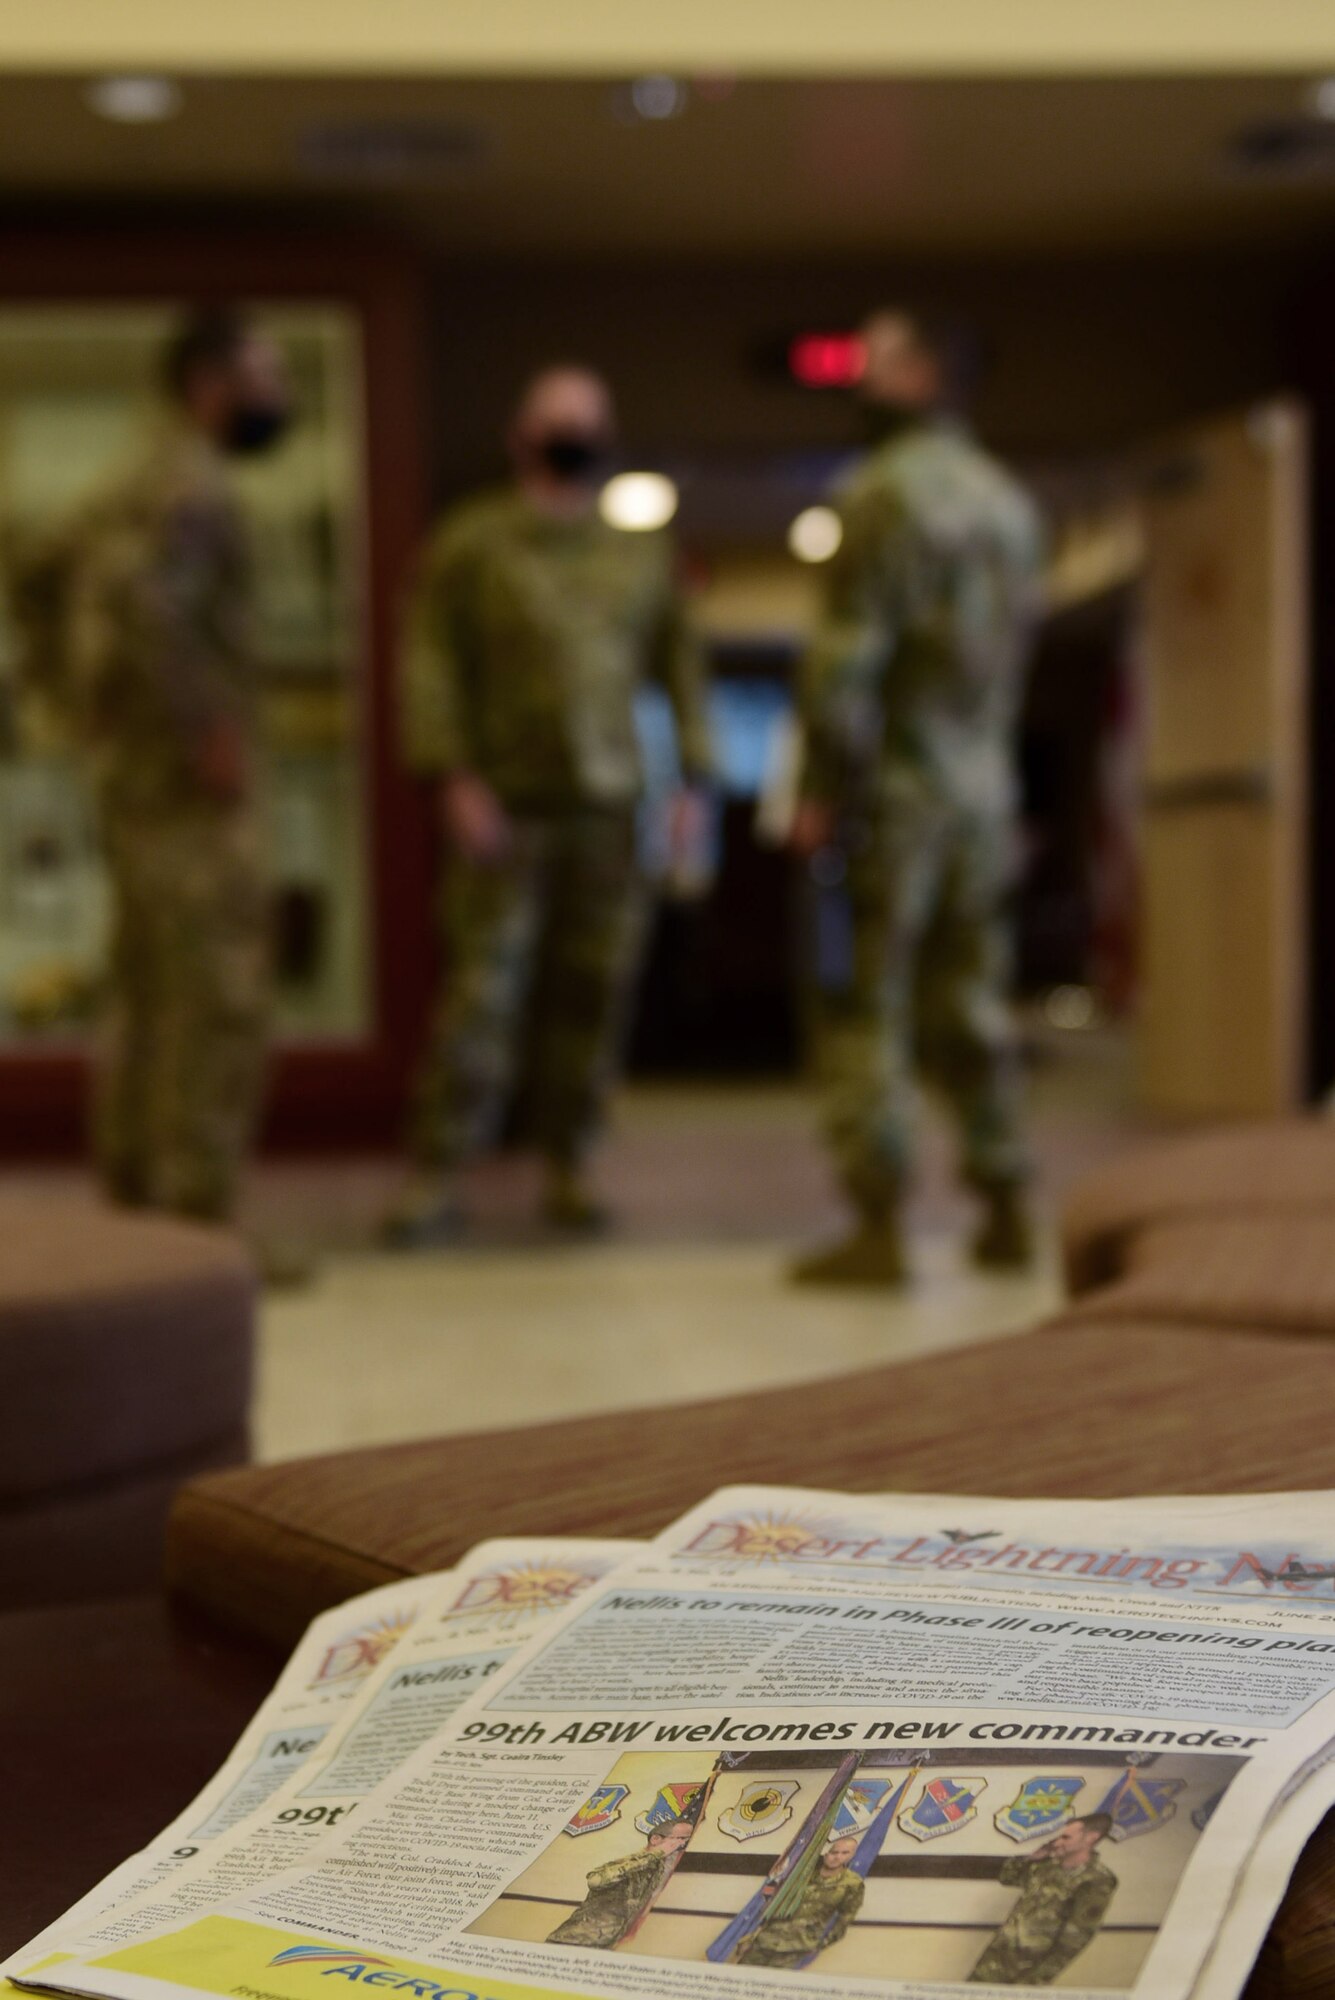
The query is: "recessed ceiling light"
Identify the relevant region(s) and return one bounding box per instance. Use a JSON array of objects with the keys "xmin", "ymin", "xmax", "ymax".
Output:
[
  {"xmin": 1310, "ymin": 76, "xmax": 1335, "ymax": 121},
  {"xmin": 630, "ymin": 74, "xmax": 686, "ymax": 121},
  {"xmin": 86, "ymin": 75, "xmax": 183, "ymax": 124},
  {"xmin": 599, "ymin": 472, "xmax": 679, "ymax": 532},
  {"xmin": 788, "ymin": 506, "xmax": 843, "ymax": 564}
]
